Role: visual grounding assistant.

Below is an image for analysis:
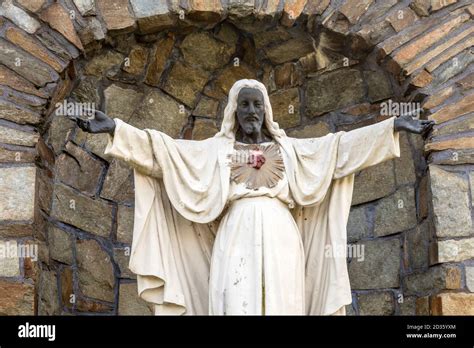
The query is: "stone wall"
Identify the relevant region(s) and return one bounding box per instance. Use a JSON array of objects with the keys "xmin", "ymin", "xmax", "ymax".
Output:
[{"xmin": 0, "ymin": 0, "xmax": 472, "ymax": 315}]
